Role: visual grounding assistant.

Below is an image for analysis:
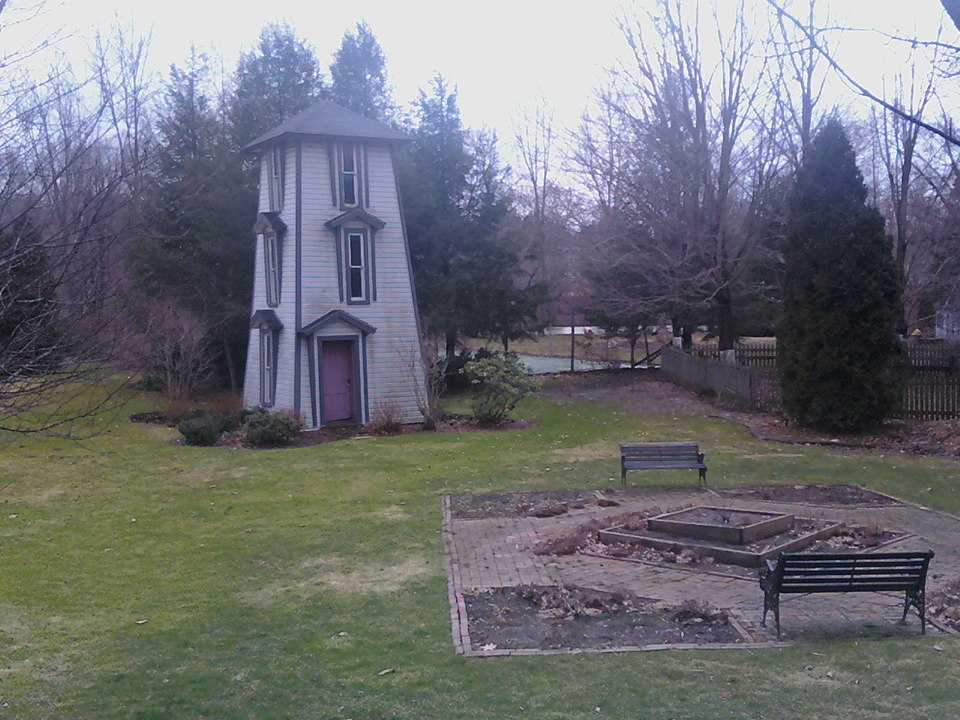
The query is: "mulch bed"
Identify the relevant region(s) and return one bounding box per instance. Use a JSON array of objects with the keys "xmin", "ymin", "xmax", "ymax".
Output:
[
  {"xmin": 450, "ymin": 483, "xmax": 901, "ymax": 521},
  {"xmin": 131, "ymin": 410, "xmax": 533, "ymax": 449},
  {"xmin": 929, "ymin": 579, "xmax": 960, "ymax": 633},
  {"xmin": 449, "ymin": 489, "xmax": 623, "ymax": 520},
  {"xmin": 463, "ymin": 585, "xmax": 741, "ymax": 651},
  {"xmin": 718, "ymin": 483, "xmax": 902, "ymax": 506}
]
